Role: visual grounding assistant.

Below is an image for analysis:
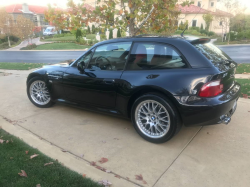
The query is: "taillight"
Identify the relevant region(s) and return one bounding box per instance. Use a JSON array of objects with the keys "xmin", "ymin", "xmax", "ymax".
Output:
[{"xmin": 198, "ymin": 80, "xmax": 223, "ymax": 97}]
